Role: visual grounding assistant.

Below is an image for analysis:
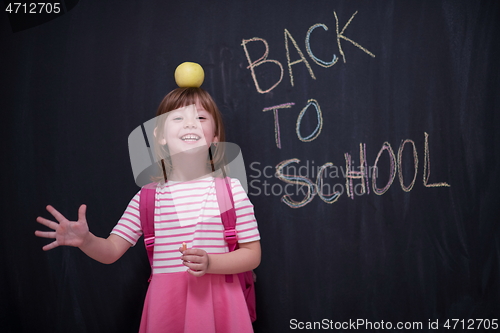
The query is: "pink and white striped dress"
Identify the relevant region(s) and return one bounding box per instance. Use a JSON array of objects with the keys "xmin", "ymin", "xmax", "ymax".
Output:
[{"xmin": 111, "ymin": 177, "xmax": 260, "ymax": 333}]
